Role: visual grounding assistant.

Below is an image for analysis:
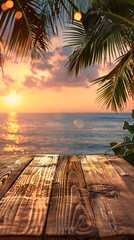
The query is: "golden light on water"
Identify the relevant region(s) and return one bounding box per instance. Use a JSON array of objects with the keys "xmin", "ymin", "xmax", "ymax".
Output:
[
  {"xmin": 74, "ymin": 11, "xmax": 82, "ymax": 21},
  {"xmin": 4, "ymin": 92, "xmax": 21, "ymax": 106},
  {"xmin": 2, "ymin": 112, "xmax": 23, "ymax": 153},
  {"xmin": 15, "ymin": 11, "xmax": 23, "ymax": 20},
  {"xmin": 5, "ymin": 0, "xmax": 14, "ymax": 9}
]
